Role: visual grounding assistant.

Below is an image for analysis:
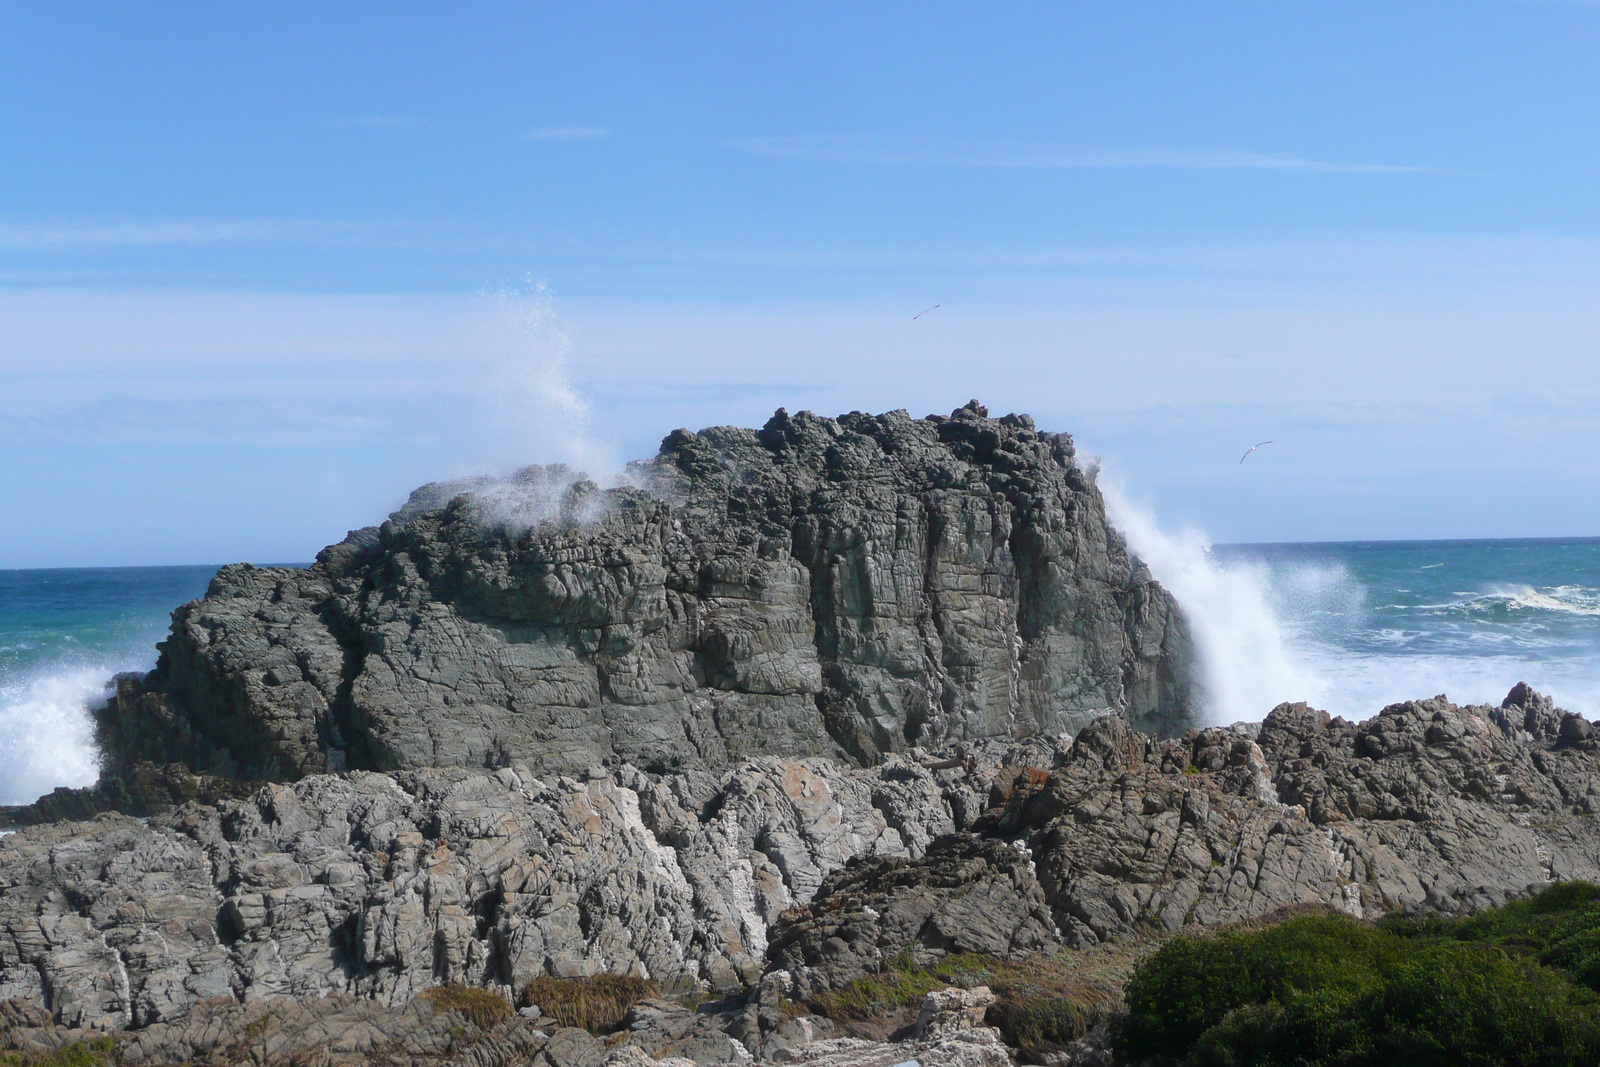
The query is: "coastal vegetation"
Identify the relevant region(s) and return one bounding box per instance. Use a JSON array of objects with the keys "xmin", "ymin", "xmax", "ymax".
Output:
[
  {"xmin": 1118, "ymin": 882, "xmax": 1600, "ymax": 1066},
  {"xmin": 802, "ymin": 946, "xmax": 1135, "ymax": 1057},
  {"xmin": 420, "ymin": 983, "xmax": 515, "ymax": 1030}
]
